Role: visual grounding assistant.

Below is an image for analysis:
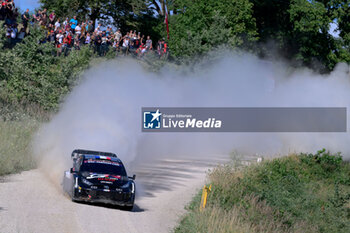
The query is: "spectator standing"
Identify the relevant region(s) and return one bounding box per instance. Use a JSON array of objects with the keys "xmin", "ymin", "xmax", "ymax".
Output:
[
  {"xmin": 145, "ymin": 36, "xmax": 152, "ymax": 50},
  {"xmin": 114, "ymin": 29, "xmax": 122, "ymax": 42},
  {"xmin": 94, "ymin": 32, "xmax": 102, "ymax": 55},
  {"xmin": 74, "ymin": 34, "xmax": 80, "ymax": 50},
  {"xmin": 5, "ymin": 3, "xmax": 14, "ymax": 25},
  {"xmin": 122, "ymin": 36, "xmax": 129, "ymax": 55},
  {"xmin": 0, "ymin": 2, "xmax": 5, "ymax": 21},
  {"xmin": 85, "ymin": 33, "xmax": 91, "ymax": 44},
  {"xmin": 101, "ymin": 31, "xmax": 108, "ymax": 56},
  {"xmin": 157, "ymin": 39, "xmax": 162, "ymax": 56},
  {"xmin": 105, "ymin": 26, "xmax": 110, "ymax": 37},
  {"xmin": 69, "ymin": 15, "xmax": 78, "ymax": 33},
  {"xmin": 10, "ymin": 24, "xmax": 17, "ymax": 45},
  {"xmin": 80, "ymin": 23, "xmax": 86, "ymax": 42},
  {"xmin": 94, "ymin": 23, "xmax": 102, "ymax": 34},
  {"xmin": 56, "ymin": 30, "xmax": 64, "ymax": 44},
  {"xmin": 47, "ymin": 30, "xmax": 55, "ymax": 43},
  {"xmin": 54, "ymin": 18, "xmax": 60, "ymax": 30},
  {"xmin": 67, "ymin": 31, "xmax": 73, "ymax": 47},
  {"xmin": 87, "ymin": 21, "xmax": 93, "ymax": 33},
  {"xmin": 40, "ymin": 13, "xmax": 47, "ymax": 26},
  {"xmin": 75, "ymin": 23, "xmax": 81, "ymax": 36},
  {"xmin": 64, "ymin": 21, "xmax": 71, "ymax": 32},
  {"xmin": 63, "ymin": 17, "xmax": 68, "ymax": 26},
  {"xmin": 21, "ymin": 9, "xmax": 30, "ymax": 30},
  {"xmin": 49, "ymin": 11, "xmax": 55, "ymax": 24},
  {"xmin": 62, "ymin": 35, "xmax": 69, "ymax": 56},
  {"xmin": 33, "ymin": 10, "xmax": 40, "ymax": 23}
]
